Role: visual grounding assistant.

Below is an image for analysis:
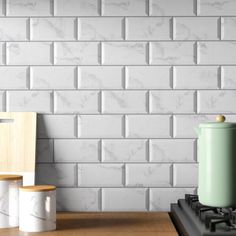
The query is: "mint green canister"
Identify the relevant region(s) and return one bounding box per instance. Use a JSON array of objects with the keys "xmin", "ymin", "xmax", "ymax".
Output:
[{"xmin": 197, "ymin": 115, "xmax": 236, "ymax": 207}]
